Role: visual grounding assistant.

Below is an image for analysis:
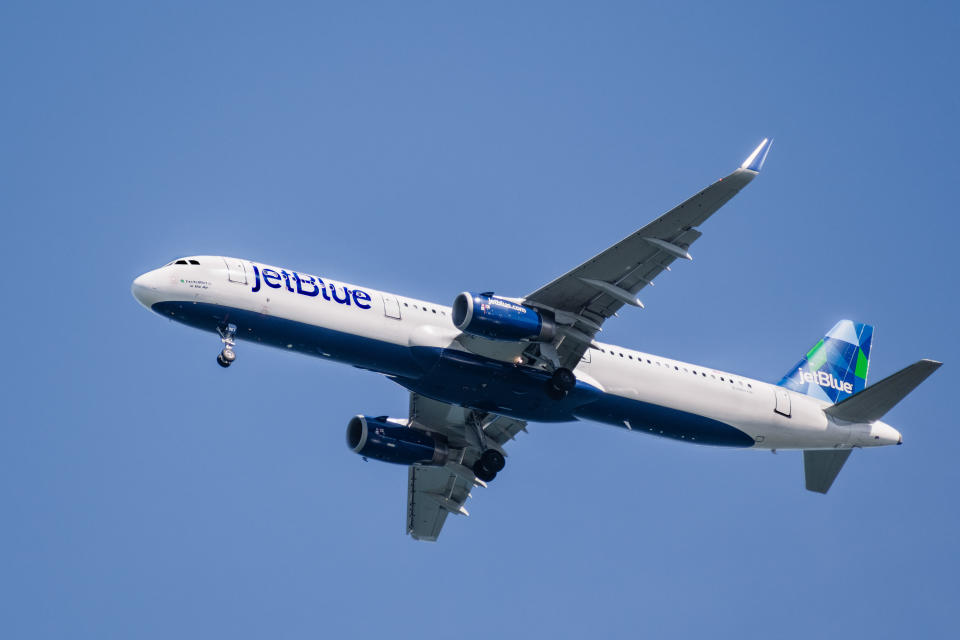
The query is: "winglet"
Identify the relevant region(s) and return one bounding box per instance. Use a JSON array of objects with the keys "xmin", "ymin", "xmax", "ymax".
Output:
[{"xmin": 740, "ymin": 138, "xmax": 772, "ymax": 173}]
